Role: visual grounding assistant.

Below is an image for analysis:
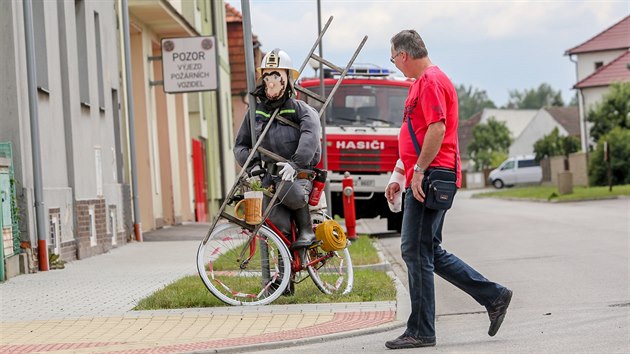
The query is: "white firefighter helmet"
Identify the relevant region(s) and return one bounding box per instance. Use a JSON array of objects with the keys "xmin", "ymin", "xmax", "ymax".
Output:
[{"xmin": 257, "ymin": 49, "xmax": 300, "ymax": 81}]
